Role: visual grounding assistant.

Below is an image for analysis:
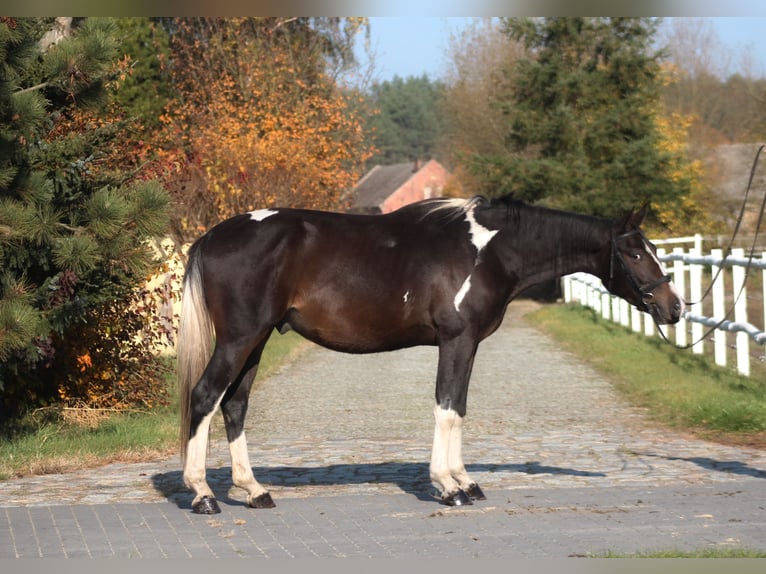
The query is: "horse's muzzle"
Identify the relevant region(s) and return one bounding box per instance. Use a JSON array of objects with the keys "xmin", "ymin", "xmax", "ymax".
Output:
[{"xmin": 646, "ymin": 296, "xmax": 685, "ymax": 325}]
